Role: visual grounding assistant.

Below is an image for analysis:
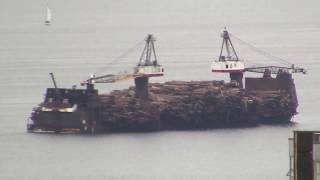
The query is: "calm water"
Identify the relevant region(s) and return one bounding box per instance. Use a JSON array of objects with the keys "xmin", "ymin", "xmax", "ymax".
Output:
[{"xmin": 1, "ymin": 0, "xmax": 320, "ymax": 179}]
